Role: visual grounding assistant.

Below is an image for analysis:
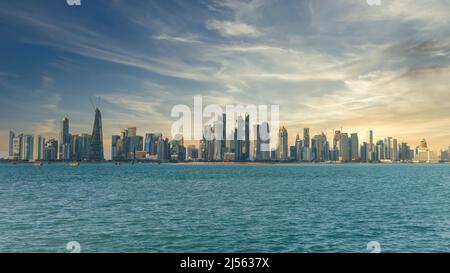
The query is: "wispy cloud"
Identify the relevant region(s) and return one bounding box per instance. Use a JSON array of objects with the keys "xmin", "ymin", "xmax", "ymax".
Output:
[{"xmin": 206, "ymin": 20, "xmax": 261, "ymax": 37}]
